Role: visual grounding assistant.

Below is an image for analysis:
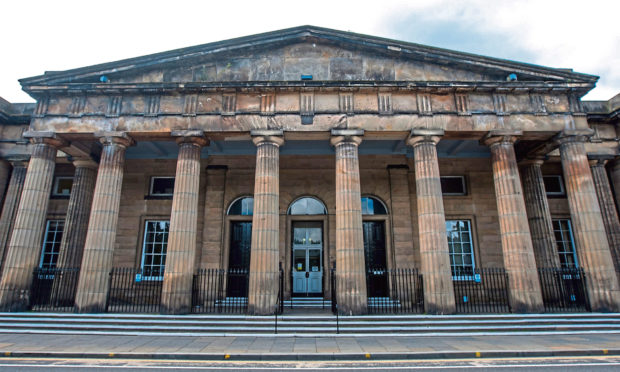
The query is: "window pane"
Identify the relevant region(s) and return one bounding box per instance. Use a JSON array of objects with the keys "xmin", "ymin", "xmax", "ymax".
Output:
[
  {"xmin": 141, "ymin": 220, "xmax": 169, "ymax": 279},
  {"xmin": 289, "ymin": 197, "xmax": 326, "ymax": 215},
  {"xmin": 228, "ymin": 197, "xmax": 254, "ymax": 215},
  {"xmin": 151, "ymin": 177, "xmax": 175, "ymax": 195},
  {"xmin": 553, "ymin": 218, "xmax": 578, "ymax": 268},
  {"xmin": 440, "ymin": 177, "xmax": 466, "ymax": 195},
  {"xmin": 361, "ymin": 197, "xmax": 387, "ymax": 215},
  {"xmin": 445, "ymin": 219, "xmax": 475, "ymax": 278},
  {"xmin": 39, "ymin": 220, "xmax": 64, "ymax": 269},
  {"xmin": 543, "ymin": 176, "xmax": 564, "ymax": 195}
]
